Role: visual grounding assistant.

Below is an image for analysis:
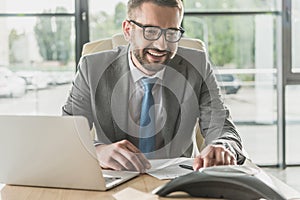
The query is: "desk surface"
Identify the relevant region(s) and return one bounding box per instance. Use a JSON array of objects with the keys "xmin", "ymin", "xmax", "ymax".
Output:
[
  {"xmin": 0, "ymin": 175, "xmax": 219, "ymax": 200},
  {"xmin": 1, "ymin": 173, "xmax": 300, "ymax": 200}
]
